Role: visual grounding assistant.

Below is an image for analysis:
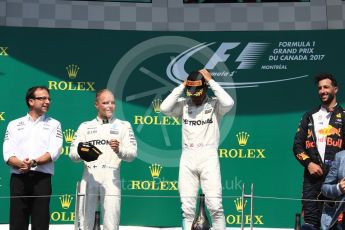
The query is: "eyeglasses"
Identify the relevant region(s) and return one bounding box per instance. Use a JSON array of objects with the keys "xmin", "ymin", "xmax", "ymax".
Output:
[{"xmin": 32, "ymin": 96, "xmax": 52, "ymax": 102}]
